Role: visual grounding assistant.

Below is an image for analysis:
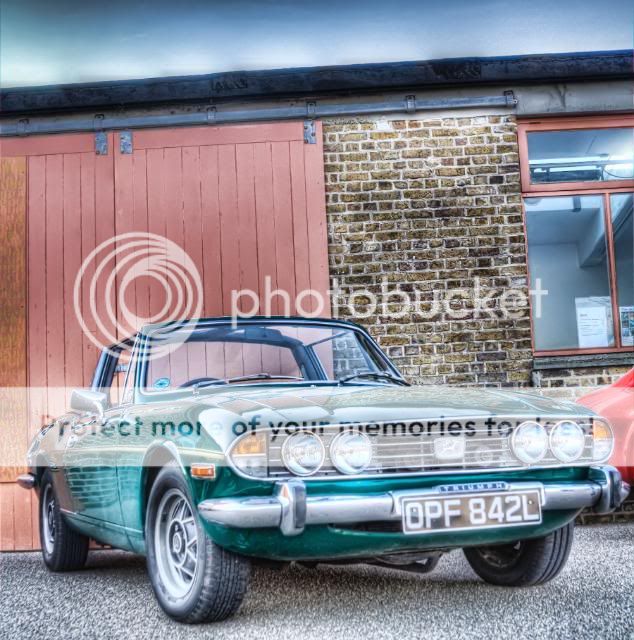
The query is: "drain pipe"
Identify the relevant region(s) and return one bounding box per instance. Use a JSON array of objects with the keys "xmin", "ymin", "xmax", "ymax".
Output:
[{"xmin": 0, "ymin": 91, "xmax": 517, "ymax": 137}]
